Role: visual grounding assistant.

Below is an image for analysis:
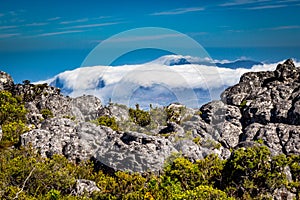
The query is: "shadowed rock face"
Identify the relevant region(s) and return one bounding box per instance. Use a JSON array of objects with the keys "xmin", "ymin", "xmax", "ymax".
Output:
[{"xmin": 1, "ymin": 59, "xmax": 300, "ymax": 177}]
